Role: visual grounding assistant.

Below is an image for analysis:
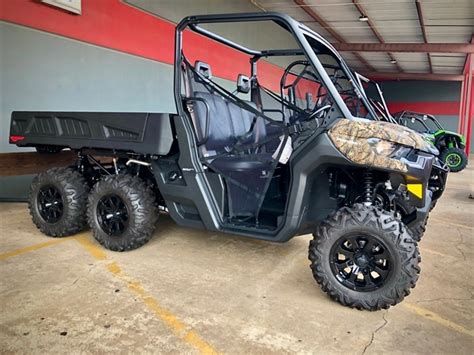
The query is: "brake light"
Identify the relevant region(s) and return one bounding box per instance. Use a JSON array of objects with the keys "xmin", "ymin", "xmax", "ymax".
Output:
[{"xmin": 10, "ymin": 135, "xmax": 25, "ymax": 143}]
